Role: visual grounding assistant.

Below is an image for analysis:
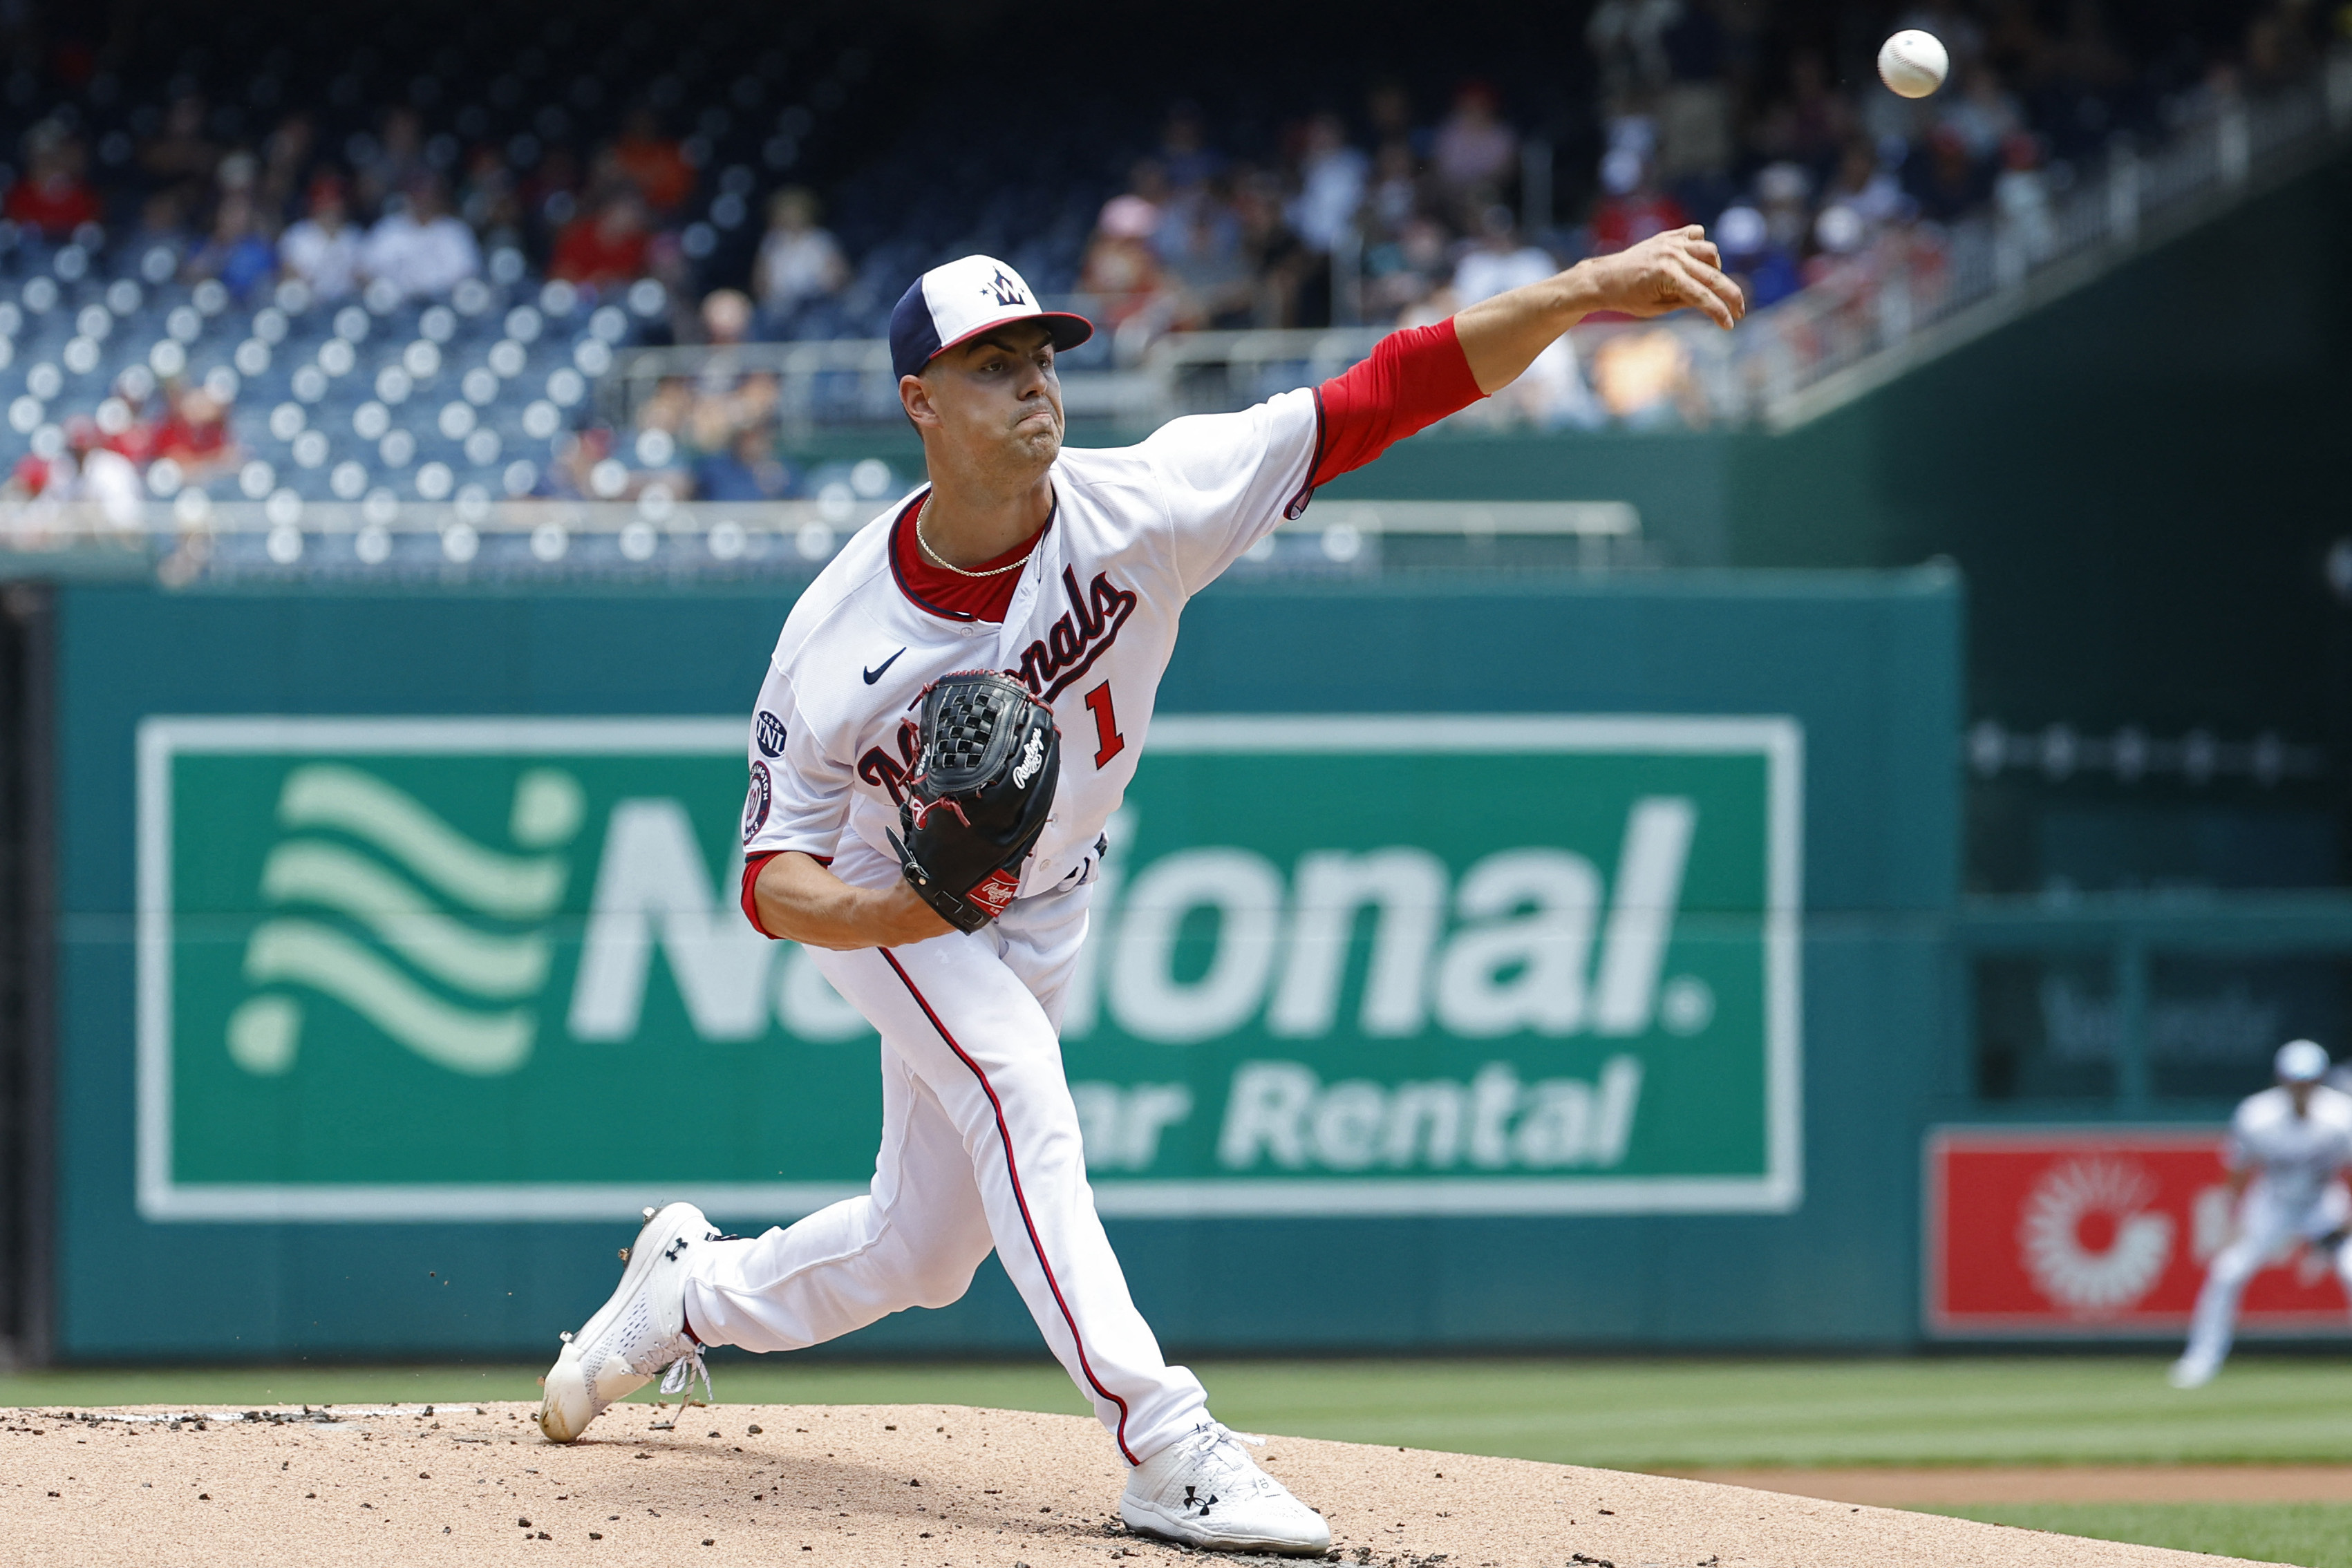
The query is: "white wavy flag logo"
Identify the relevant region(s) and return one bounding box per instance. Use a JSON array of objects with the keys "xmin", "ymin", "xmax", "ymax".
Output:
[{"xmin": 224, "ymin": 764, "xmax": 585, "ymax": 1077}]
